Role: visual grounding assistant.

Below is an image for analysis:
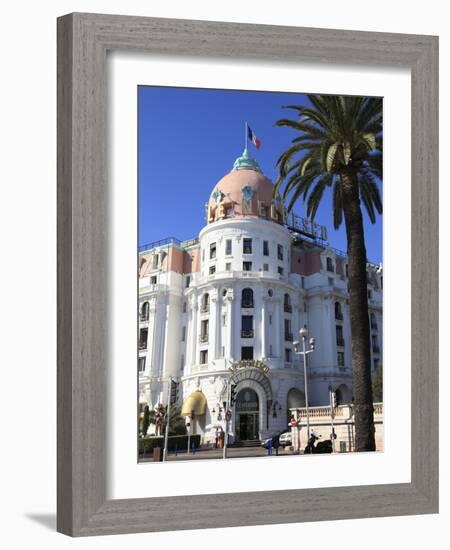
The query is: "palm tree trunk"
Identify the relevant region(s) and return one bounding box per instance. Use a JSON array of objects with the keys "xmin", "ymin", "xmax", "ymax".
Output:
[{"xmin": 340, "ymin": 170, "xmax": 376, "ymax": 451}]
